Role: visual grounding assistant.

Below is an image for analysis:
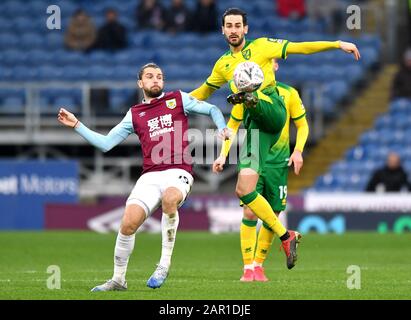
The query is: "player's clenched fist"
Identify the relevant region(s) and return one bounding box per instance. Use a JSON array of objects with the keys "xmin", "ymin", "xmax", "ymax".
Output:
[
  {"xmin": 58, "ymin": 108, "xmax": 79, "ymax": 128},
  {"xmin": 213, "ymin": 155, "xmax": 226, "ymax": 173}
]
